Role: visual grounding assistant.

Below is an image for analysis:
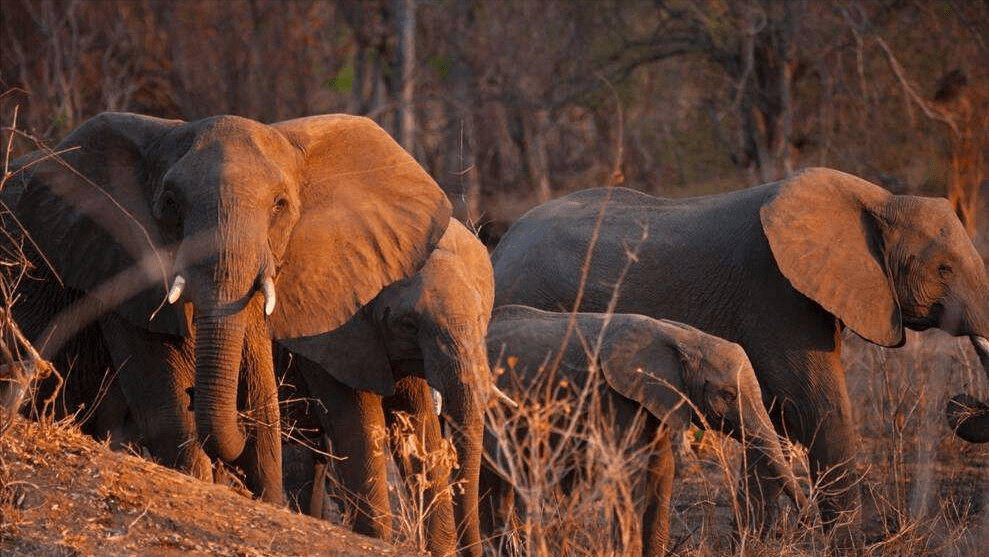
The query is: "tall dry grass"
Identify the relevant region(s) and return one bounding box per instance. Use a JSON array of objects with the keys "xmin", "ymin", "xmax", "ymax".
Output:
[{"xmin": 450, "ymin": 327, "xmax": 987, "ymax": 557}]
